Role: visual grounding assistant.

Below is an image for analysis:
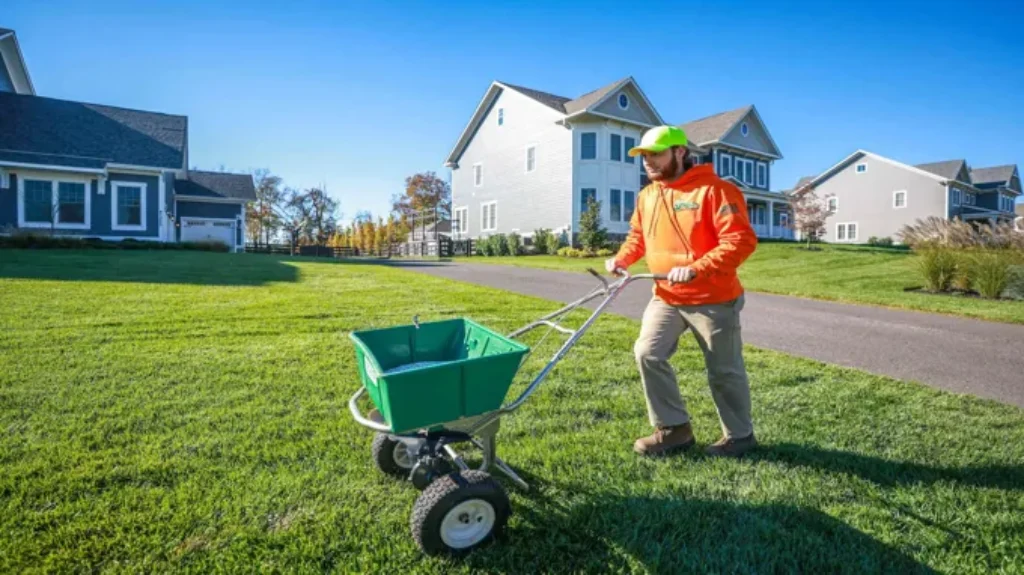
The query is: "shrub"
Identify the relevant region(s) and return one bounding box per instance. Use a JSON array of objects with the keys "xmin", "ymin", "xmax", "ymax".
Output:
[
  {"xmin": 0, "ymin": 232, "xmax": 229, "ymax": 252},
  {"xmin": 1005, "ymin": 266, "xmax": 1024, "ymax": 300},
  {"xmin": 532, "ymin": 229, "xmax": 552, "ymax": 253},
  {"xmin": 477, "ymin": 238, "xmax": 494, "ymax": 256},
  {"xmin": 544, "ymin": 232, "xmax": 563, "ymax": 255},
  {"xmin": 917, "ymin": 248, "xmax": 957, "ymax": 292},
  {"xmin": 491, "ymin": 234, "xmax": 509, "ymax": 256},
  {"xmin": 973, "ymin": 251, "xmax": 1013, "ymax": 299},
  {"xmin": 596, "ymin": 248, "xmax": 613, "ymax": 257},
  {"xmin": 868, "ymin": 236, "xmax": 893, "ymax": 247},
  {"xmin": 578, "ymin": 196, "xmax": 608, "ymax": 253},
  {"xmin": 952, "ymin": 251, "xmax": 974, "ymax": 292},
  {"xmin": 508, "ymin": 232, "xmax": 522, "ymax": 256}
]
